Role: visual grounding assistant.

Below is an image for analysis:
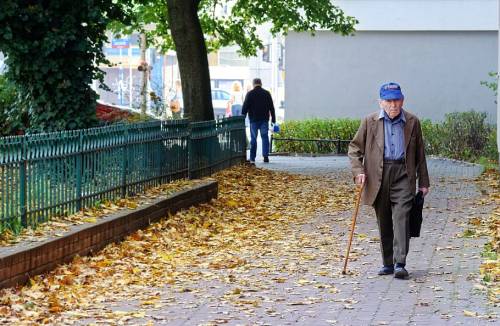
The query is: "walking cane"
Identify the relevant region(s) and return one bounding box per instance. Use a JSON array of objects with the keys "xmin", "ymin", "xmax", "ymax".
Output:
[{"xmin": 342, "ymin": 182, "xmax": 365, "ymax": 275}]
